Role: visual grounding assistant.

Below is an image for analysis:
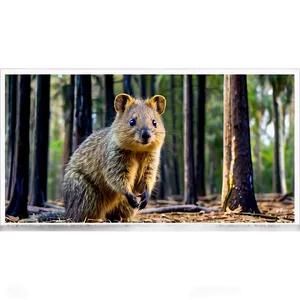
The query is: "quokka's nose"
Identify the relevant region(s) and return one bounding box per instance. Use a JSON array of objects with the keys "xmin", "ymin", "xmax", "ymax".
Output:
[{"xmin": 141, "ymin": 128, "xmax": 151, "ymax": 141}]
